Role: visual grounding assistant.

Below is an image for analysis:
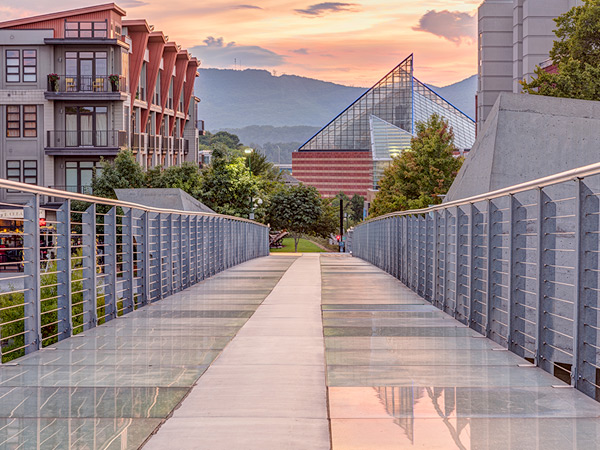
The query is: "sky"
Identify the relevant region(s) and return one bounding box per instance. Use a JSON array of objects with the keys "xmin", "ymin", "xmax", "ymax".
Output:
[{"xmin": 0, "ymin": 0, "xmax": 481, "ymax": 87}]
